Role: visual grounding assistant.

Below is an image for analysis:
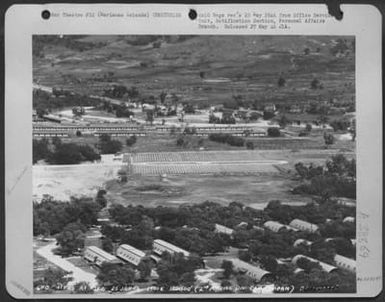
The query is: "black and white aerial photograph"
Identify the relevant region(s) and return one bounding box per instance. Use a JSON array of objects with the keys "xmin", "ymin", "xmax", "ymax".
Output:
[{"xmin": 32, "ymin": 35, "xmax": 357, "ymax": 295}]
